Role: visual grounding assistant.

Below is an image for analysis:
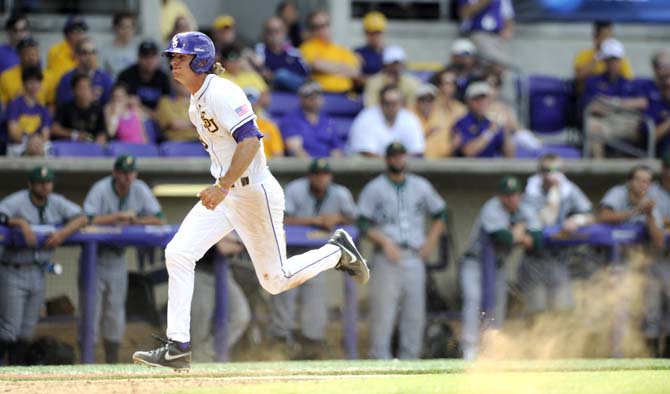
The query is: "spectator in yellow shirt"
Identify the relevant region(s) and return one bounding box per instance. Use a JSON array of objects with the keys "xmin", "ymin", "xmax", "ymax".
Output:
[
  {"xmin": 219, "ymin": 44, "xmax": 270, "ymax": 110},
  {"xmin": 0, "ymin": 37, "xmax": 57, "ymax": 107},
  {"xmin": 160, "ymin": 0, "xmax": 198, "ymax": 42},
  {"xmin": 244, "ymin": 87, "xmax": 285, "ymax": 159},
  {"xmin": 300, "ymin": 10, "xmax": 360, "ymax": 93},
  {"xmin": 430, "ymin": 68, "xmax": 467, "ymax": 129},
  {"xmin": 574, "ymin": 21, "xmax": 634, "ymax": 91},
  {"xmin": 414, "ymin": 83, "xmax": 460, "ymax": 159},
  {"xmin": 47, "ymin": 16, "xmax": 88, "ymax": 83},
  {"xmin": 155, "ymin": 78, "xmax": 196, "ymax": 142}
]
